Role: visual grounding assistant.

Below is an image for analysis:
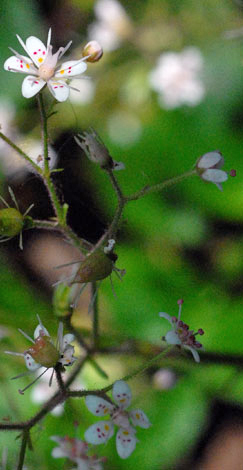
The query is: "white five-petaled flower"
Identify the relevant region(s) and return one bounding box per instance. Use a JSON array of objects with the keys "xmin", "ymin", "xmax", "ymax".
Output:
[
  {"xmin": 4, "ymin": 29, "xmax": 88, "ymax": 102},
  {"xmin": 51, "ymin": 435, "xmax": 104, "ymax": 470},
  {"xmin": 84, "ymin": 380, "xmax": 151, "ymax": 459},
  {"xmin": 4, "ymin": 315, "xmax": 76, "ymax": 394},
  {"xmin": 196, "ymin": 151, "xmax": 236, "ymax": 191},
  {"xmin": 159, "ymin": 299, "xmax": 204, "ymax": 363},
  {"xmin": 149, "ymin": 47, "xmax": 205, "ymax": 109}
]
